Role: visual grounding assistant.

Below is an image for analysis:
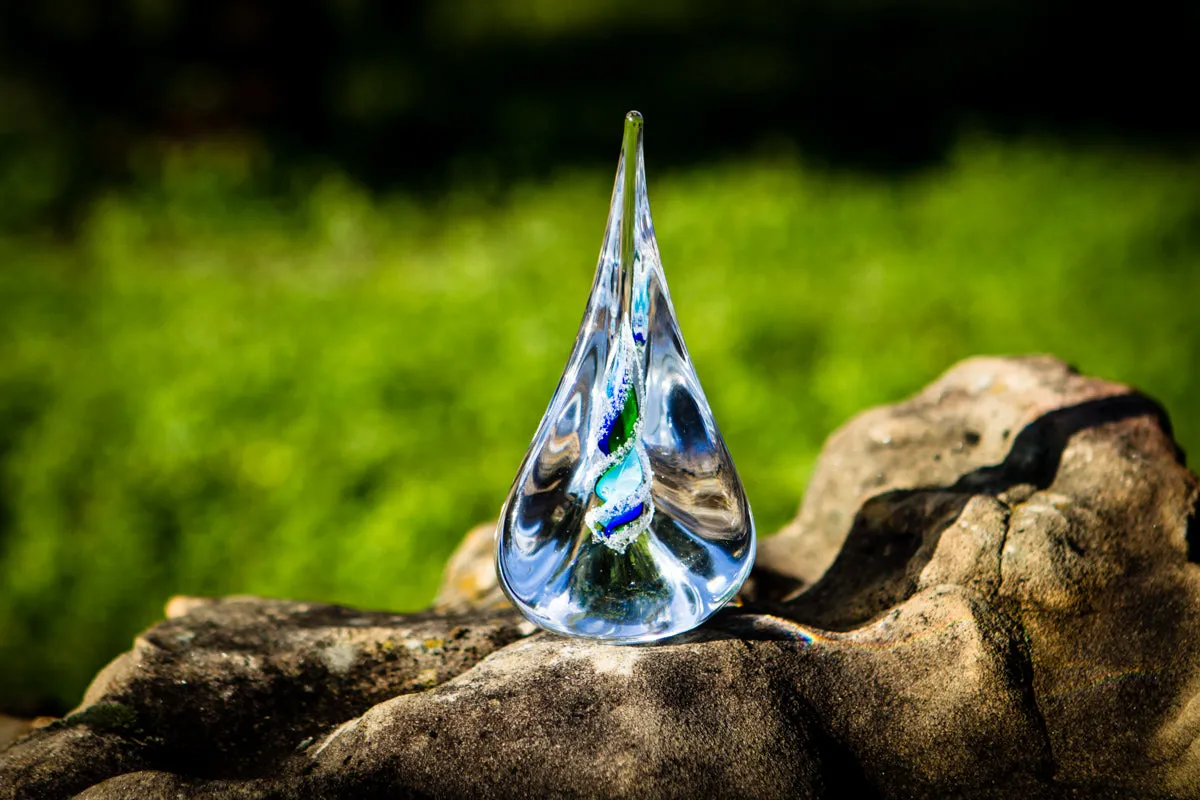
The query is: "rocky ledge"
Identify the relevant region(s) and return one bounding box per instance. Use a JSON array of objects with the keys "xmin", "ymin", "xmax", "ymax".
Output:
[{"xmin": 2, "ymin": 356, "xmax": 1198, "ymax": 799}]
